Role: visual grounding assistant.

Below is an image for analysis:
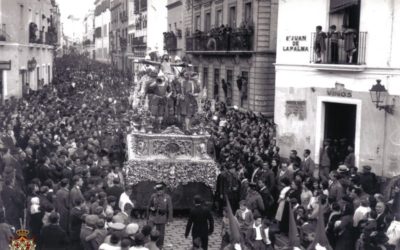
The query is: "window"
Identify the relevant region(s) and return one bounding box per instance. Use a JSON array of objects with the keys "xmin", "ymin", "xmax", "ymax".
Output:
[
  {"xmin": 140, "ymin": 0, "xmax": 147, "ymax": 11},
  {"xmin": 203, "ymin": 67, "xmax": 208, "ymax": 90},
  {"xmin": 193, "ymin": 66, "xmax": 199, "ymax": 73},
  {"xmin": 216, "ymin": 9, "xmax": 223, "ymax": 27},
  {"xmin": 195, "ymin": 15, "xmax": 201, "ymax": 31},
  {"xmin": 134, "ymin": 0, "xmax": 139, "ymax": 13},
  {"xmin": 244, "ymin": 2, "xmax": 252, "ymax": 23},
  {"xmin": 205, "ymin": 12, "xmax": 211, "ymax": 32},
  {"xmin": 229, "ymin": 6, "xmax": 236, "ymax": 28}
]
